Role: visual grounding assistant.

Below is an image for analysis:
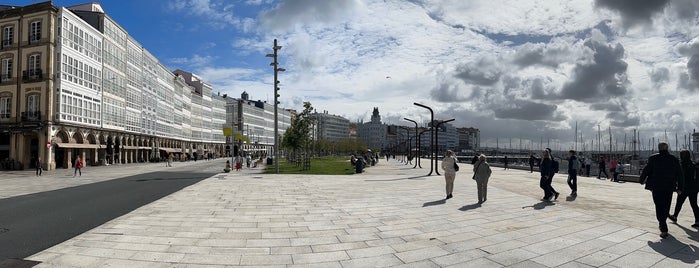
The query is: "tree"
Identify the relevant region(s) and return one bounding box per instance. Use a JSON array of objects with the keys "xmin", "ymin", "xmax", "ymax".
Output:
[{"xmin": 282, "ymin": 102, "xmax": 315, "ymax": 170}]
